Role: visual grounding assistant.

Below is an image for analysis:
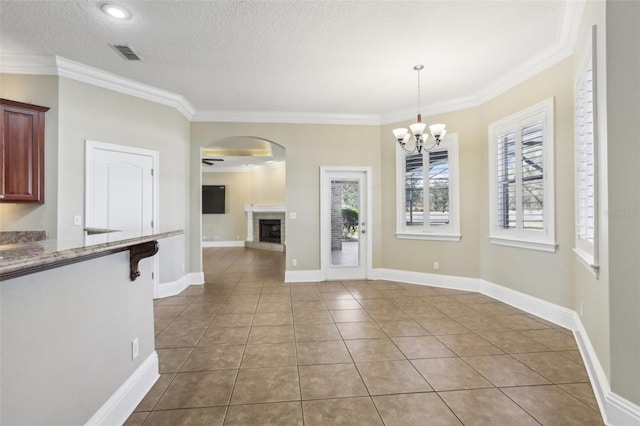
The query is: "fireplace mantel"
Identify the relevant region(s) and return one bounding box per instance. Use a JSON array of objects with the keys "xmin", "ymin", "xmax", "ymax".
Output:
[{"xmin": 244, "ymin": 205, "xmax": 286, "ymax": 213}]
